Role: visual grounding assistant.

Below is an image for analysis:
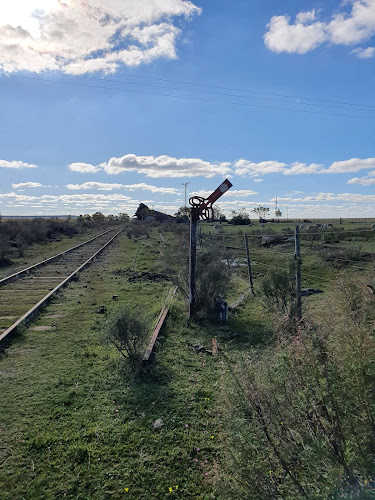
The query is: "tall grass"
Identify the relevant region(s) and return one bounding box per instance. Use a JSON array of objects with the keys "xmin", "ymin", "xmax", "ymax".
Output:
[{"xmin": 222, "ymin": 277, "xmax": 375, "ymax": 499}]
